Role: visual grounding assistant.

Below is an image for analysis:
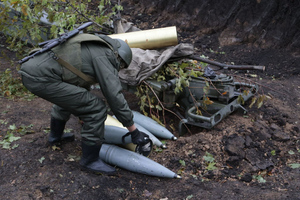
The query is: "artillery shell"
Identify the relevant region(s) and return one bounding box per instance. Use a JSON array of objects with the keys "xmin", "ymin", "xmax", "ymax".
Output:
[
  {"xmin": 132, "ymin": 111, "xmax": 177, "ymax": 140},
  {"xmin": 104, "ymin": 116, "xmax": 153, "ymax": 157},
  {"xmin": 135, "ymin": 123, "xmax": 167, "ymax": 149},
  {"xmin": 111, "ymin": 115, "xmax": 167, "ymax": 149},
  {"xmin": 109, "ymin": 26, "xmax": 178, "ymax": 50},
  {"xmin": 99, "ymin": 144, "xmax": 181, "ymax": 179}
]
